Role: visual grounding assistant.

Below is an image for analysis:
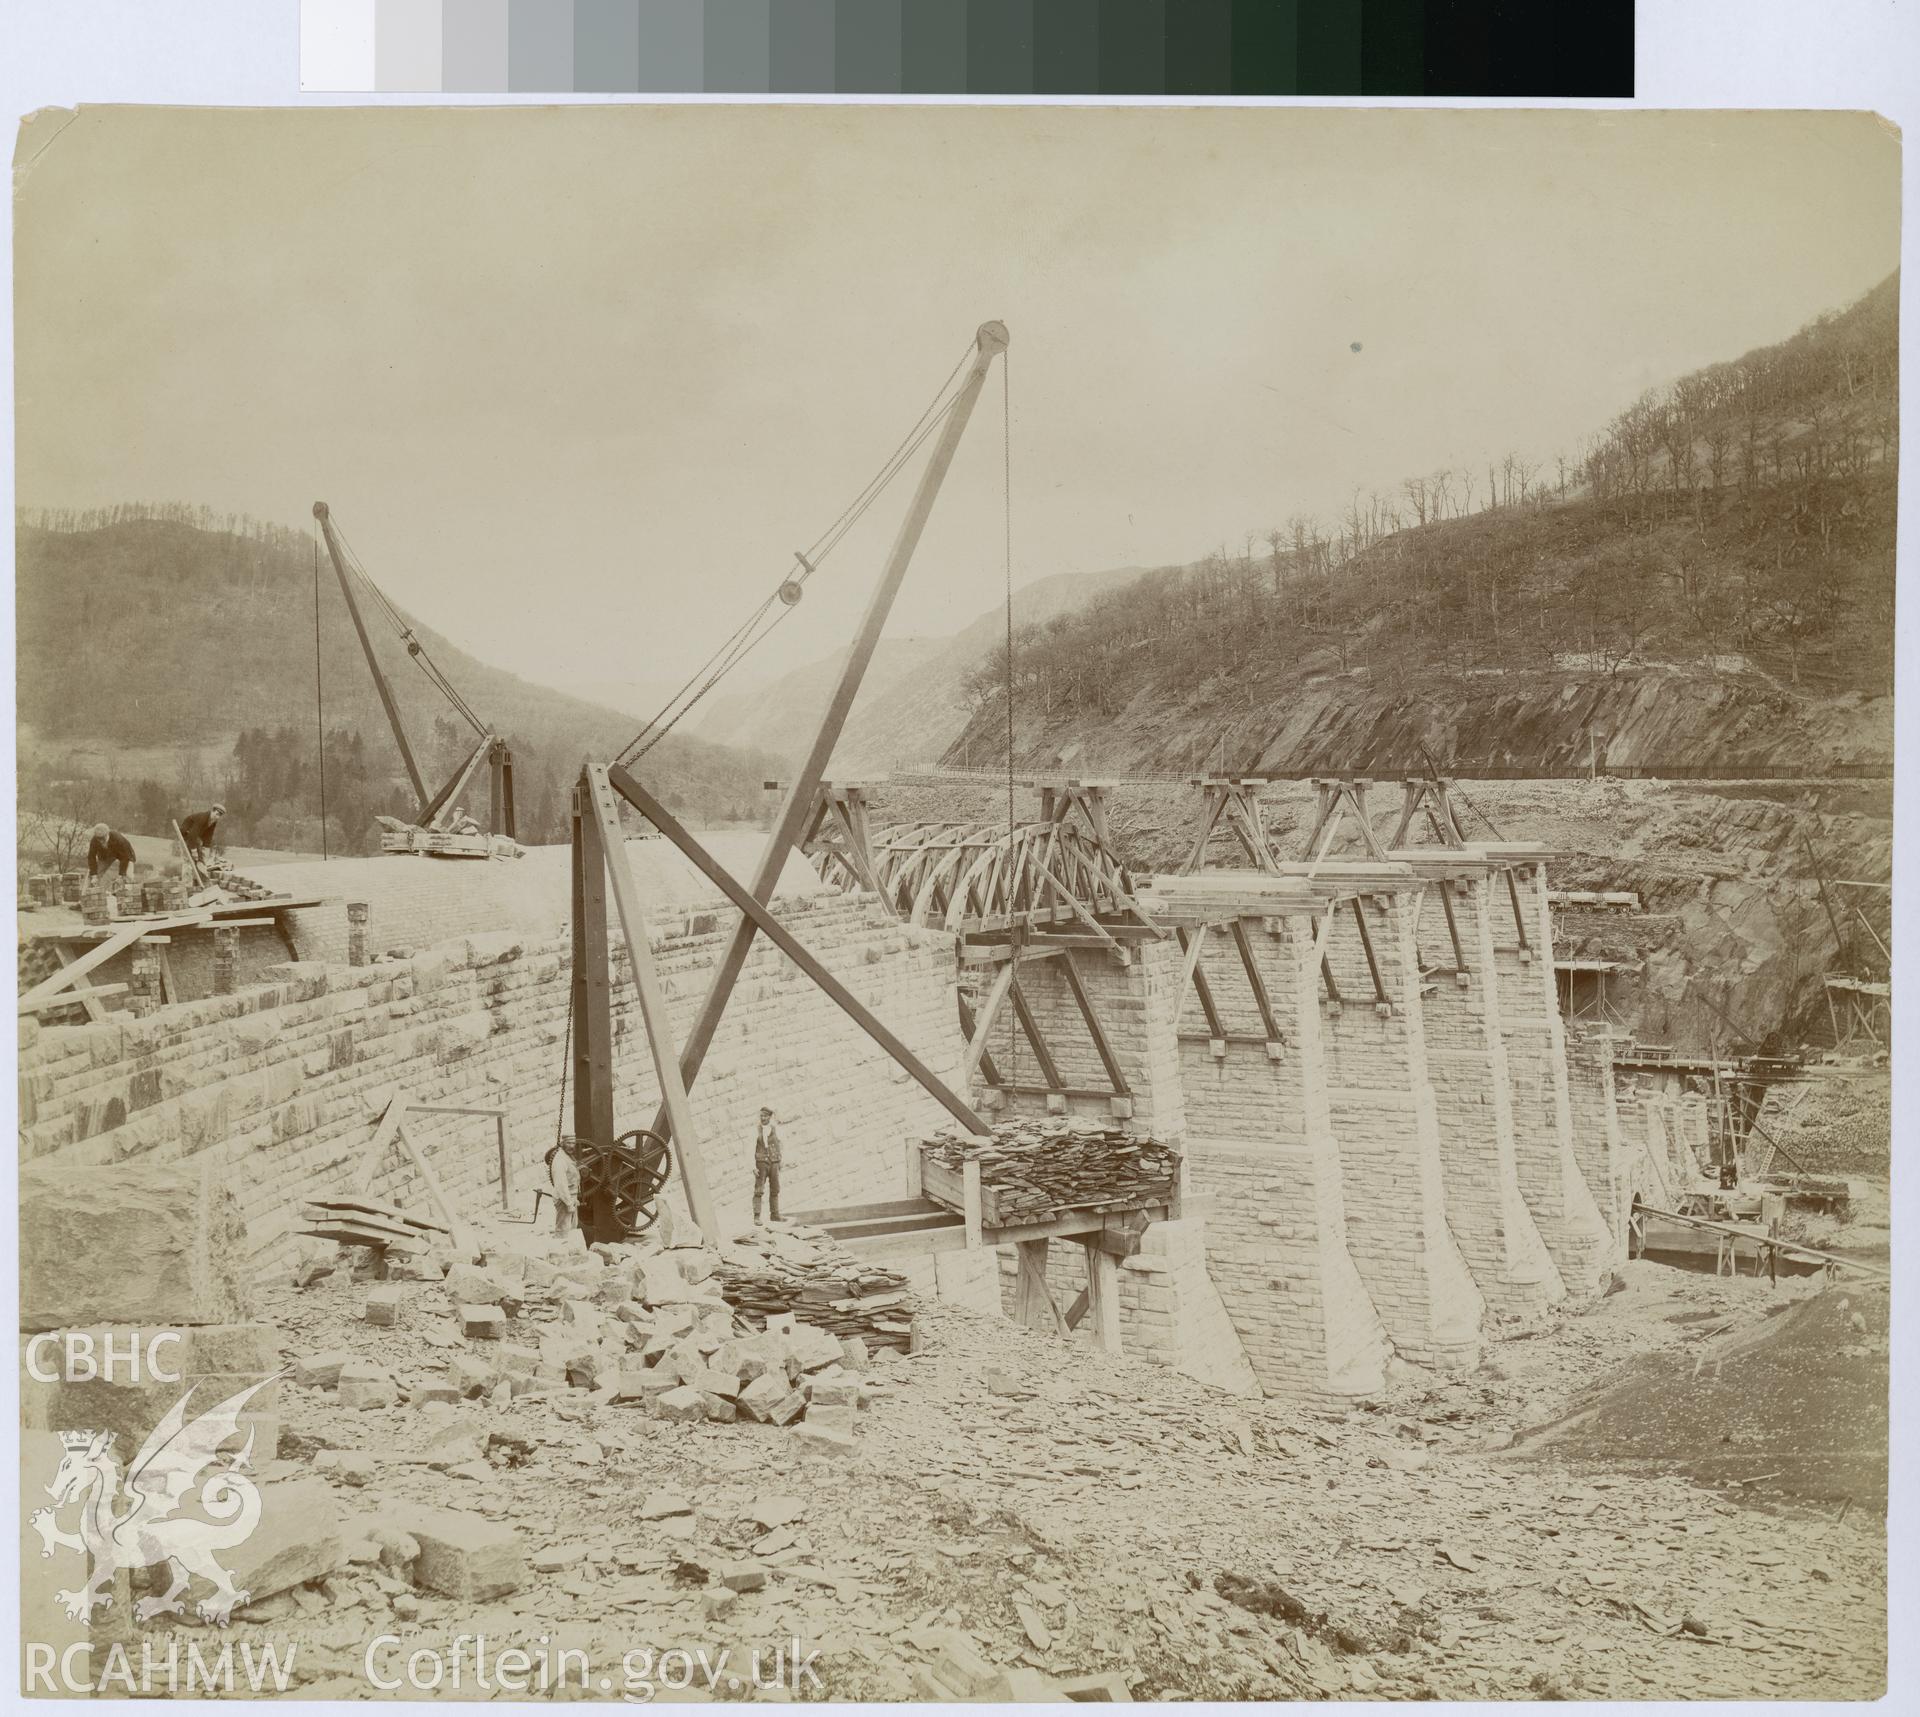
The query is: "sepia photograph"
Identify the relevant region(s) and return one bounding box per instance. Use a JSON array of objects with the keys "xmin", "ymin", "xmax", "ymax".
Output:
[{"xmin": 10, "ymin": 90, "xmax": 1902, "ymax": 1705}]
